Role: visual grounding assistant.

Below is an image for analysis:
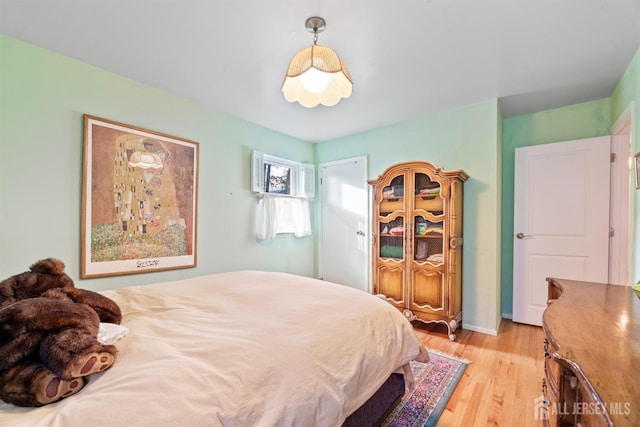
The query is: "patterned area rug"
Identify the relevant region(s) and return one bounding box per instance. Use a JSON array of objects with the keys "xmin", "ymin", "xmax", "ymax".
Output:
[{"xmin": 382, "ymin": 350, "xmax": 469, "ymax": 427}]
